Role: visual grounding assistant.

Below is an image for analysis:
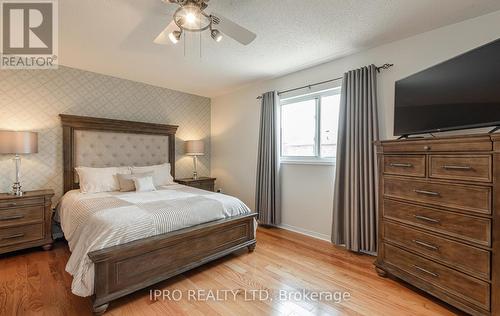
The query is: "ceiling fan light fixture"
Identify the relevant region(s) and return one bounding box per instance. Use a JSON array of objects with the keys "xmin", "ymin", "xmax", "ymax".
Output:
[
  {"xmin": 157, "ymin": 1, "xmax": 257, "ymax": 48},
  {"xmin": 211, "ymin": 29, "xmax": 223, "ymax": 42},
  {"xmin": 169, "ymin": 30, "xmax": 182, "ymax": 44}
]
